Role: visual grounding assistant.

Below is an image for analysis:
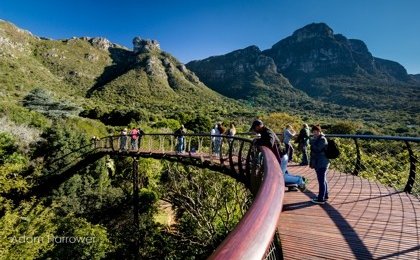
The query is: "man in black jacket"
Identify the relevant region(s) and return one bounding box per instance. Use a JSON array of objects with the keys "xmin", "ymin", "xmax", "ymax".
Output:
[{"xmin": 249, "ymin": 119, "xmax": 282, "ymax": 163}]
